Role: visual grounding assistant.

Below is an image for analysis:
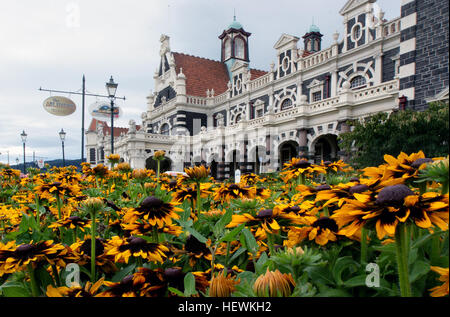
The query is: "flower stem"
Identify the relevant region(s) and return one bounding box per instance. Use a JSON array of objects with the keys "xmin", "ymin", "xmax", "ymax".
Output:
[
  {"xmin": 27, "ymin": 262, "xmax": 39, "ymax": 297},
  {"xmin": 395, "ymin": 223, "xmax": 411, "ymax": 297},
  {"xmin": 196, "ymin": 181, "xmax": 202, "ymax": 217},
  {"xmin": 90, "ymin": 213, "xmax": 96, "ymax": 283},
  {"xmin": 266, "ymin": 232, "xmax": 275, "ymax": 256},
  {"xmin": 360, "ymin": 227, "xmax": 368, "ymax": 264}
]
